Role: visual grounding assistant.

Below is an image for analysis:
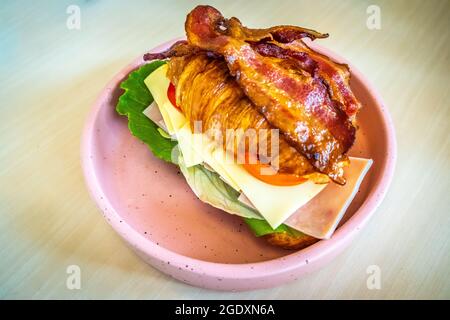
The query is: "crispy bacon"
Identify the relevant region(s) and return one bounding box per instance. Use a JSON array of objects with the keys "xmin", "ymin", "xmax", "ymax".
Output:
[
  {"xmin": 143, "ymin": 40, "xmax": 223, "ymax": 63},
  {"xmin": 185, "ymin": 6, "xmax": 327, "ymax": 50},
  {"xmin": 144, "ymin": 40, "xmax": 360, "ymax": 118},
  {"xmin": 198, "ymin": 8, "xmax": 328, "ymax": 44},
  {"xmin": 185, "ymin": 5, "xmax": 357, "ymax": 183},
  {"xmin": 143, "ymin": 40, "xmax": 198, "ymax": 61},
  {"xmin": 269, "ymin": 41, "xmax": 361, "ymax": 117},
  {"xmin": 250, "ymin": 42, "xmax": 318, "ymax": 76},
  {"xmin": 250, "ymin": 41, "xmax": 360, "ymax": 117}
]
